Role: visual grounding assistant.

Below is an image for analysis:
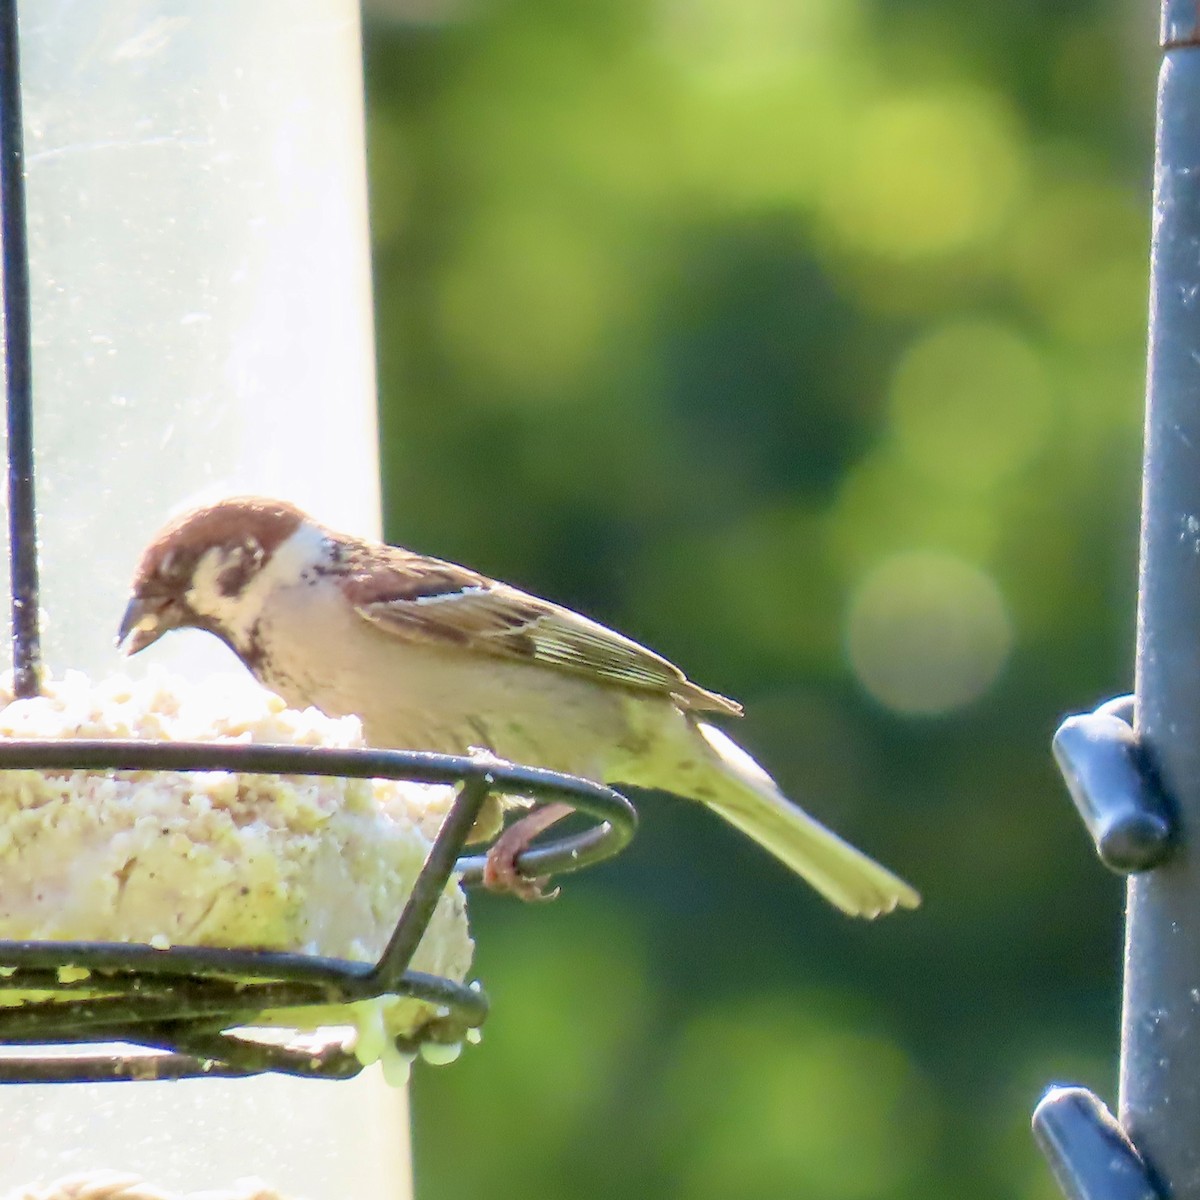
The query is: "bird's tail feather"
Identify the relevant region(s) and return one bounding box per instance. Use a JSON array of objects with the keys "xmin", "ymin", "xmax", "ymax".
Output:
[{"xmin": 692, "ymin": 723, "xmax": 920, "ymax": 919}]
